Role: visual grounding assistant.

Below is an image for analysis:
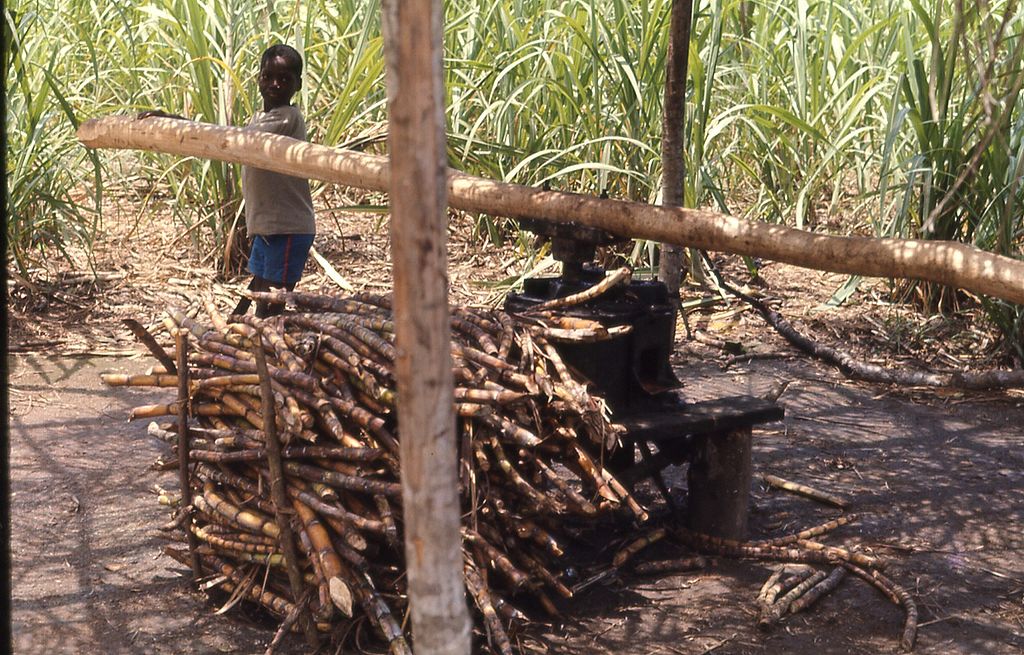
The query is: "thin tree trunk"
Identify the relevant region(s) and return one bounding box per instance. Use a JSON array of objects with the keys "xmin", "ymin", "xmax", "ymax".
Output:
[
  {"xmin": 658, "ymin": 0, "xmax": 694, "ymax": 301},
  {"xmin": 78, "ymin": 116, "xmax": 1024, "ymax": 305},
  {"xmin": 381, "ymin": 1, "xmax": 472, "ymax": 654}
]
